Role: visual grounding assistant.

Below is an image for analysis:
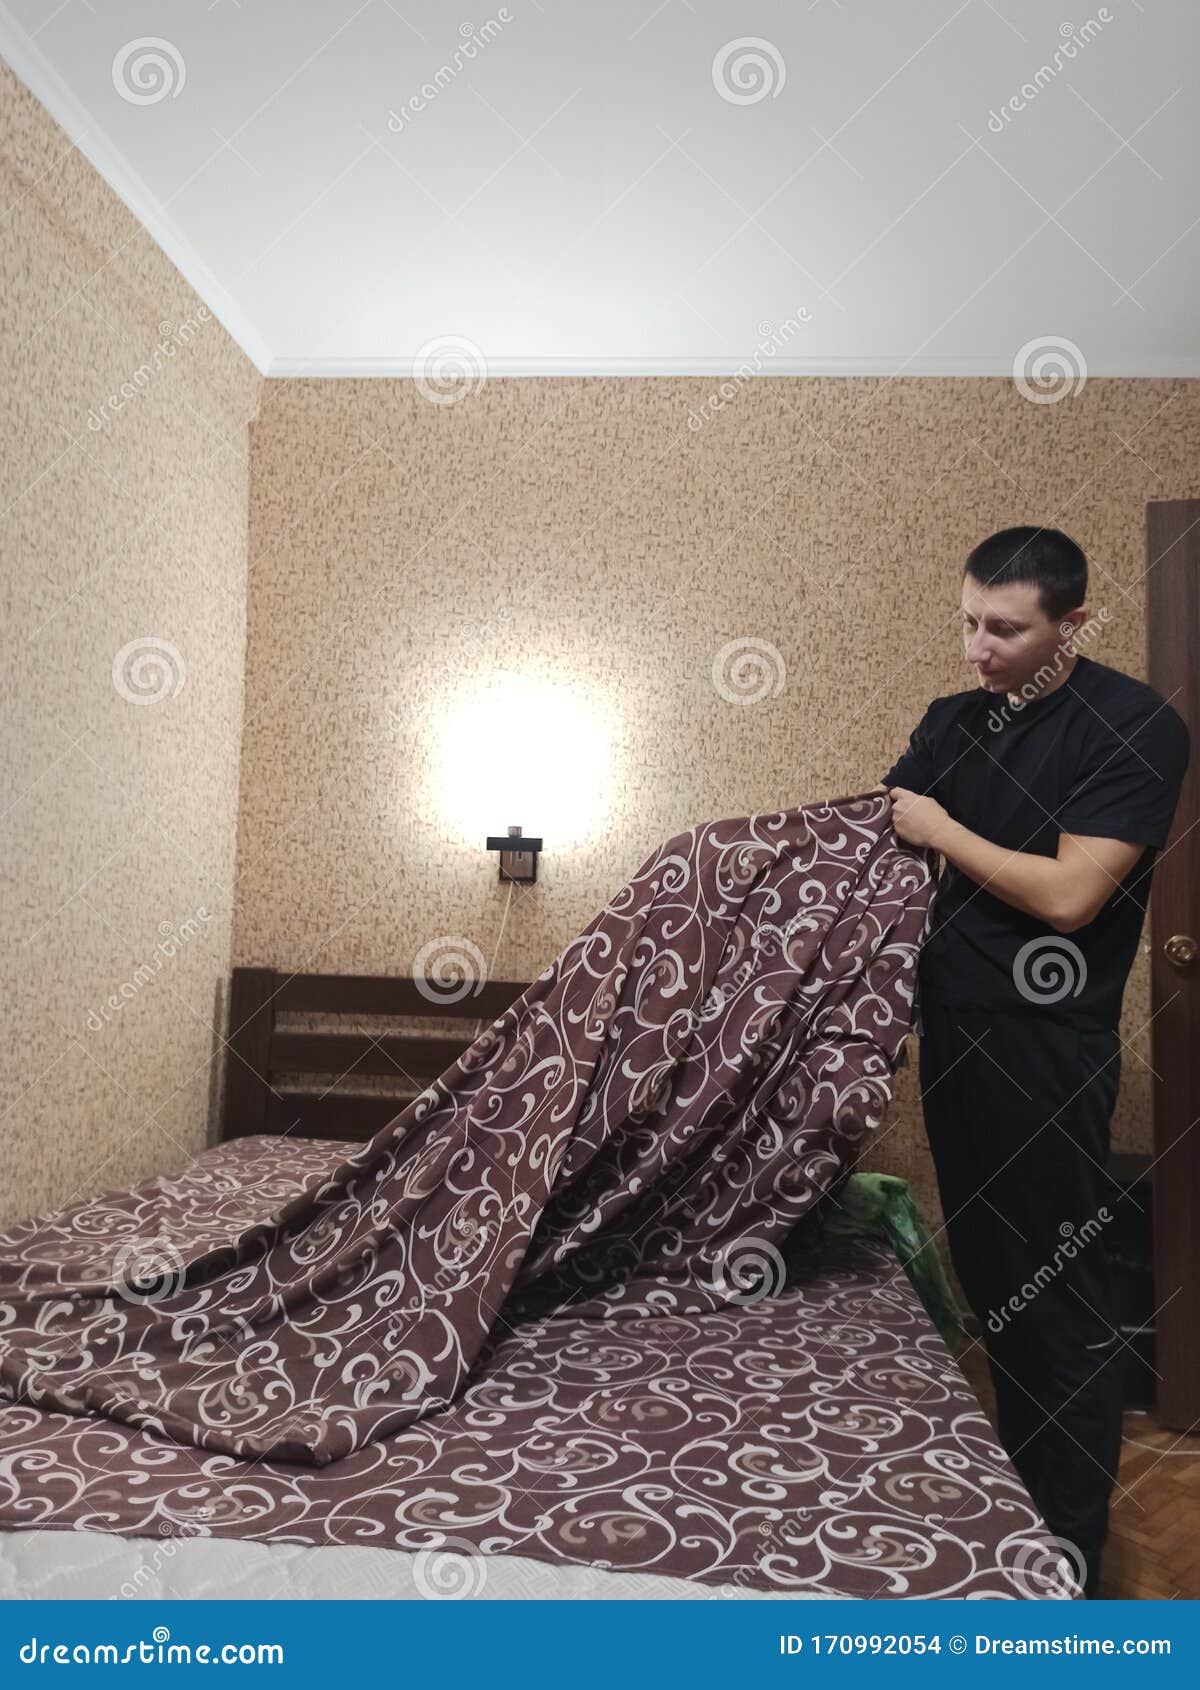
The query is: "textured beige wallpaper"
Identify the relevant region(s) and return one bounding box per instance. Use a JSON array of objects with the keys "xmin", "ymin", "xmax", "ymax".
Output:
[
  {"xmin": 0, "ymin": 64, "xmax": 262, "ymax": 1229},
  {"xmin": 236, "ymin": 375, "xmax": 1200, "ymax": 1234},
  {"xmin": 4, "ymin": 54, "xmax": 1196, "ymax": 1246}
]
